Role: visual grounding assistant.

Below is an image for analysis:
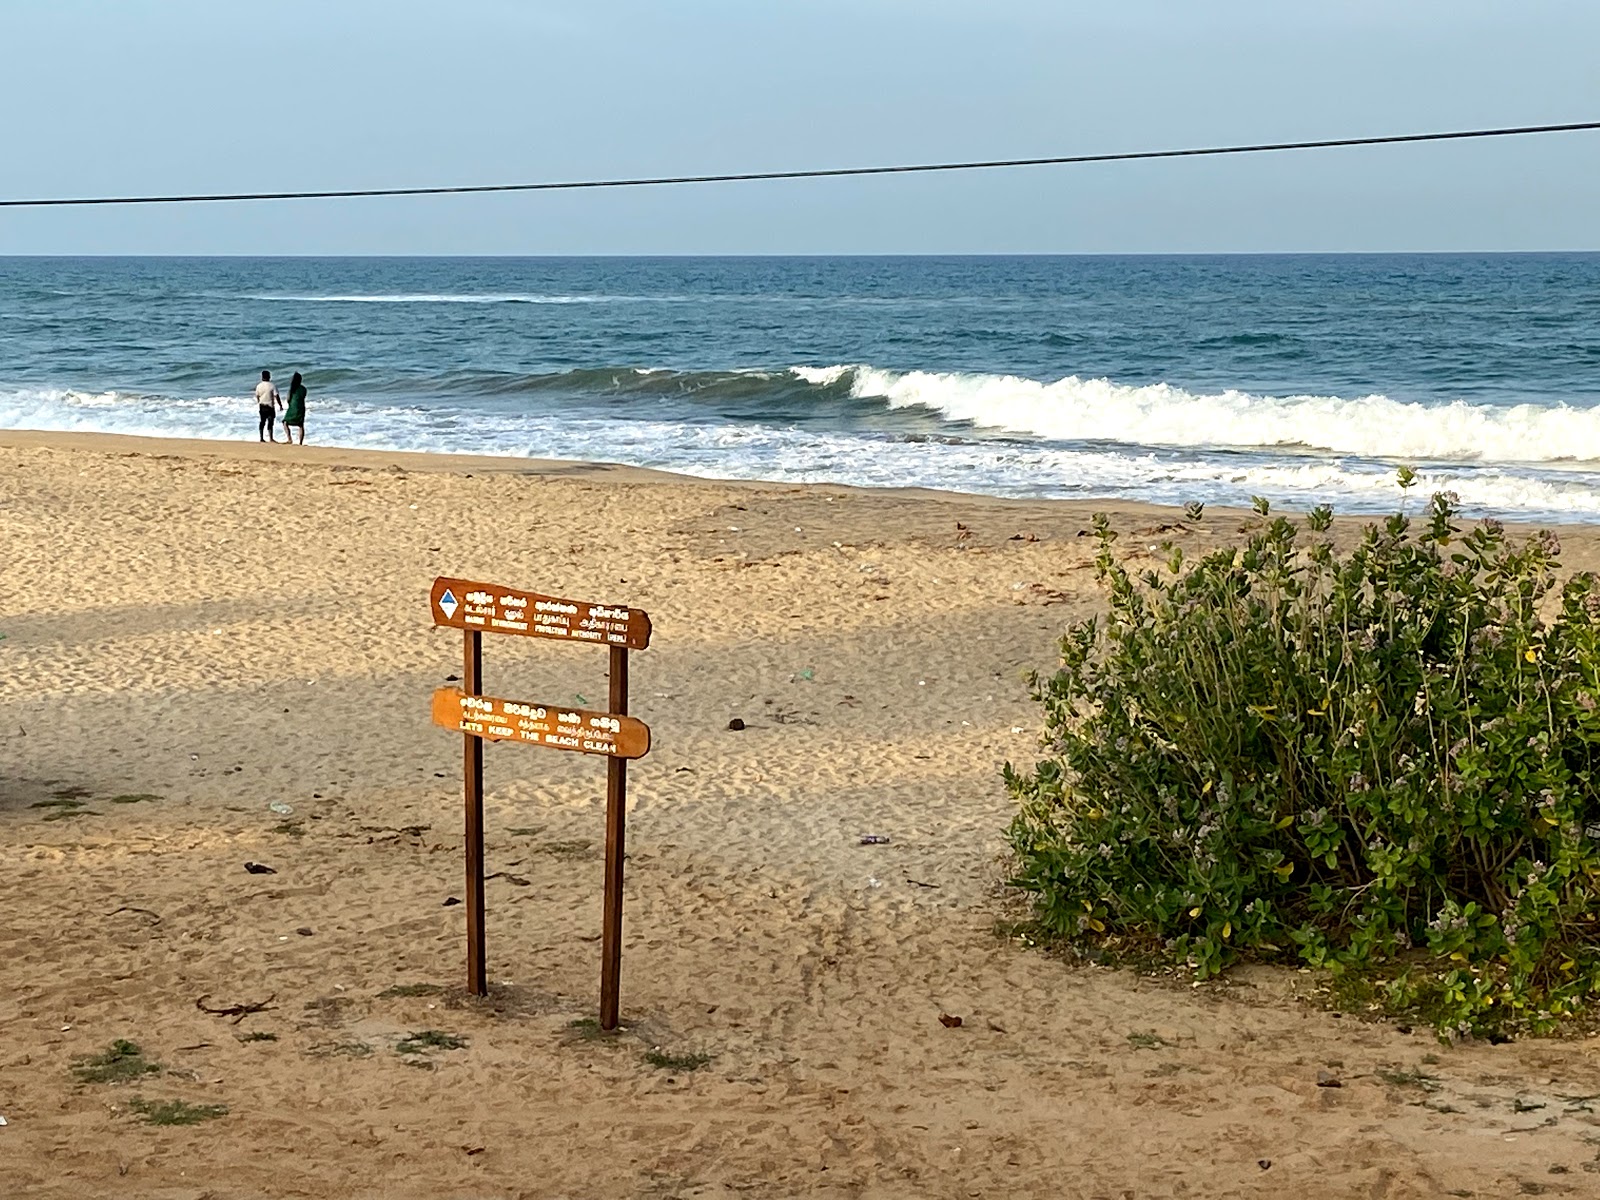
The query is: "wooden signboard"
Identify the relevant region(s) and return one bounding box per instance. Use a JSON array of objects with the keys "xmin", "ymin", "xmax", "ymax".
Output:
[
  {"xmin": 431, "ymin": 575, "xmax": 651, "ymax": 1031},
  {"xmin": 431, "ymin": 576, "xmax": 651, "ymax": 650},
  {"xmin": 431, "ymin": 688, "xmax": 650, "ymax": 760}
]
